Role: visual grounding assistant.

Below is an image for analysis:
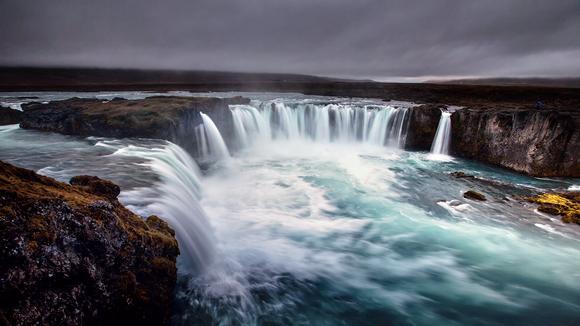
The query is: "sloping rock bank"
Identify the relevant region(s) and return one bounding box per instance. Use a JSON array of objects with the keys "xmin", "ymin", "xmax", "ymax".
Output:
[
  {"xmin": 0, "ymin": 160, "xmax": 179, "ymax": 325},
  {"xmin": 20, "ymin": 96, "xmax": 249, "ymax": 157},
  {"xmin": 405, "ymin": 106, "xmax": 579, "ymax": 177}
]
